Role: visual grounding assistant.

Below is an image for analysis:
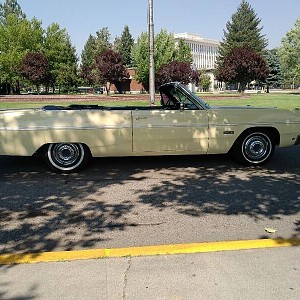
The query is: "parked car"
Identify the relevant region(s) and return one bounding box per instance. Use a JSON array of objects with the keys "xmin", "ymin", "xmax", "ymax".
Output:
[{"xmin": 0, "ymin": 82, "xmax": 299, "ymax": 172}]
